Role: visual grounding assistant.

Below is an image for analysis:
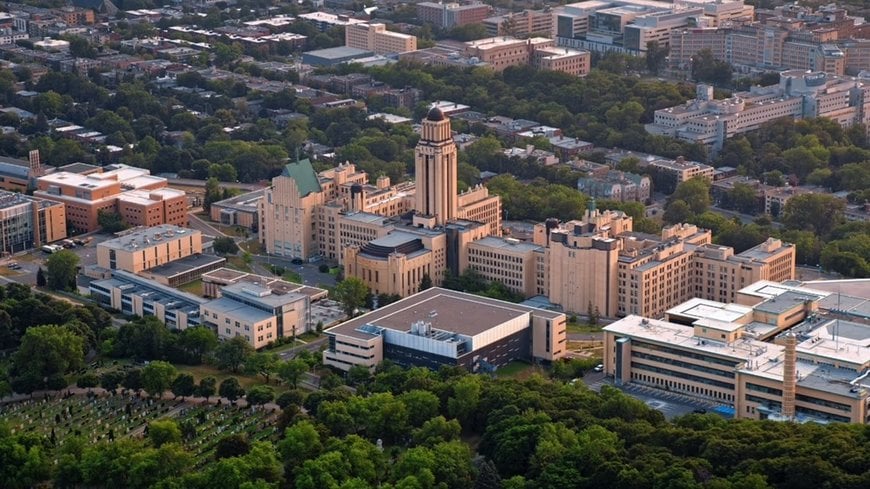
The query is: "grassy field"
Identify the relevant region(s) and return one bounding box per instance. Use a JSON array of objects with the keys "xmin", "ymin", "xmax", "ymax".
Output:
[
  {"xmin": 173, "ymin": 364, "xmax": 286, "ymax": 392},
  {"xmin": 178, "ymin": 279, "xmax": 203, "ymax": 296},
  {"xmin": 495, "ymin": 361, "xmax": 540, "ymax": 379},
  {"xmin": 225, "ymin": 255, "xmax": 252, "ymax": 272},
  {"xmin": 566, "ymin": 322, "xmax": 602, "ymax": 334}
]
